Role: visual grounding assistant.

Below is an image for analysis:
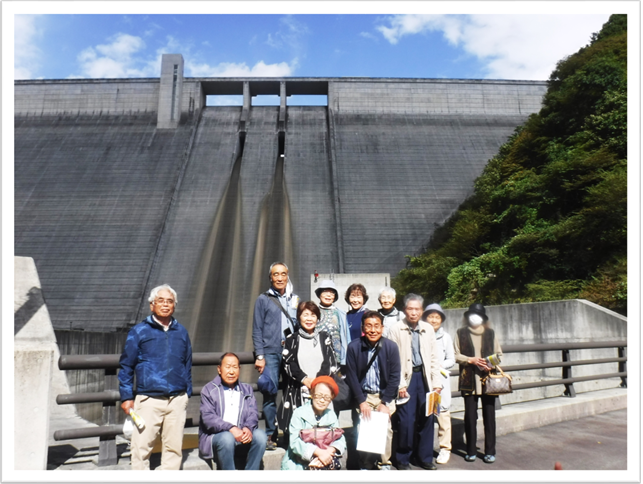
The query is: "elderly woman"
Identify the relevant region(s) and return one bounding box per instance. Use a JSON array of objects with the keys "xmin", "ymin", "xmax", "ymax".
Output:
[
  {"xmin": 378, "ymin": 287, "xmax": 404, "ymax": 338},
  {"xmin": 282, "ymin": 376, "xmax": 347, "ymax": 470},
  {"xmin": 278, "ymin": 301, "xmax": 339, "ymax": 436},
  {"xmin": 454, "ymin": 303, "xmax": 503, "ymax": 464},
  {"xmin": 345, "ymin": 283, "xmax": 369, "ymax": 342},
  {"xmin": 315, "ymin": 280, "xmax": 350, "ymax": 366},
  {"xmin": 422, "ymin": 303, "xmax": 455, "ymax": 464}
]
